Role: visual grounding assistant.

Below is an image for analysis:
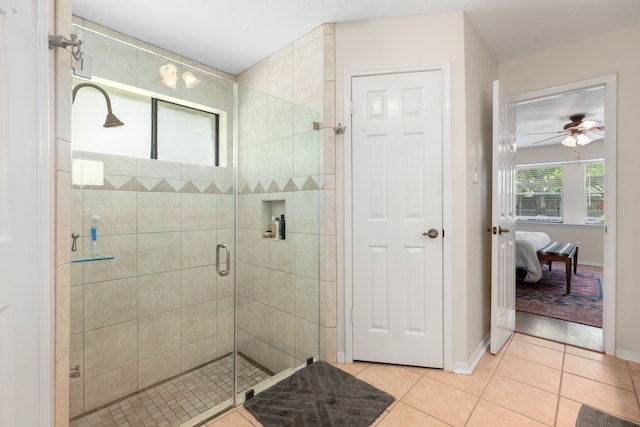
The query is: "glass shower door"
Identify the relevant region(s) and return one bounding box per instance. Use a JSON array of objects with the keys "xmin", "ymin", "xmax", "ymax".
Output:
[
  {"xmin": 68, "ymin": 22, "xmax": 239, "ymax": 425},
  {"xmin": 234, "ymin": 84, "xmax": 321, "ymax": 402}
]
